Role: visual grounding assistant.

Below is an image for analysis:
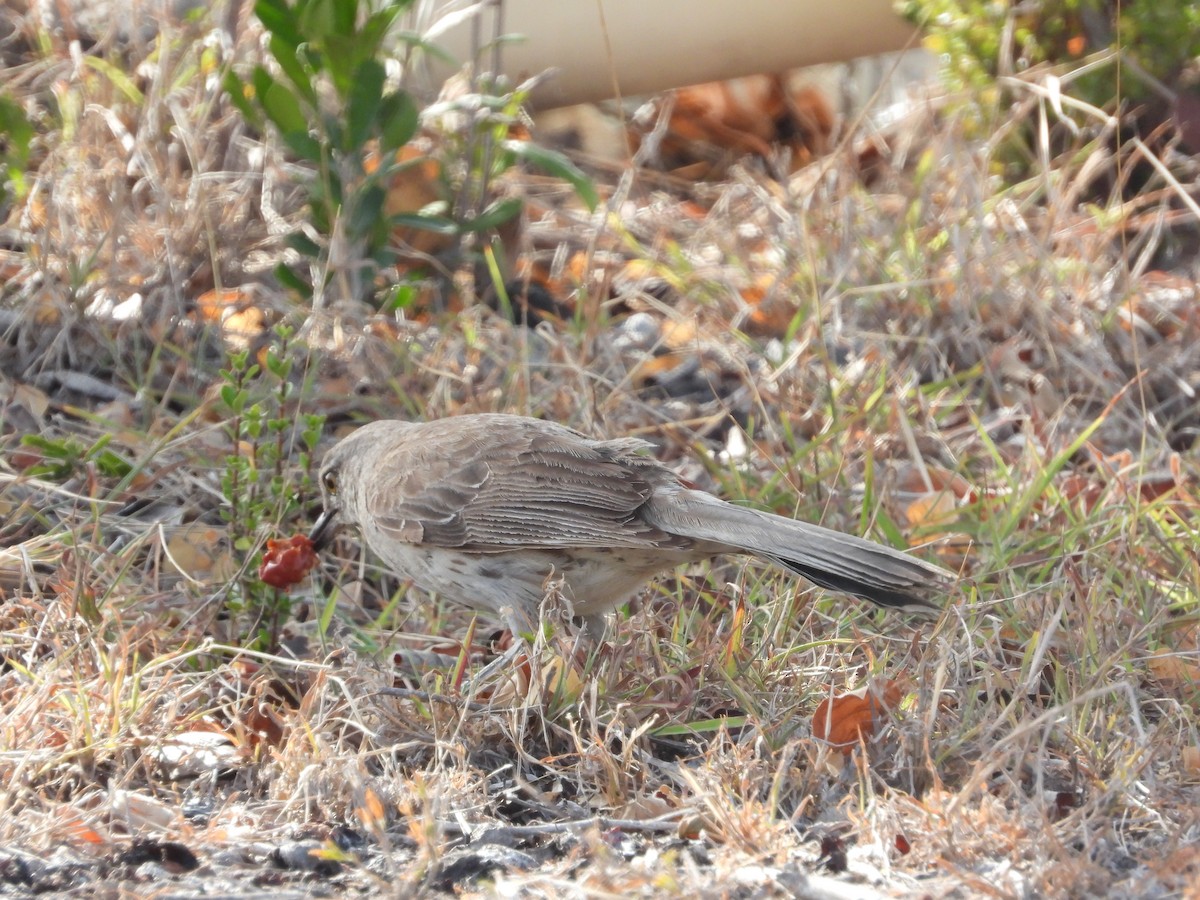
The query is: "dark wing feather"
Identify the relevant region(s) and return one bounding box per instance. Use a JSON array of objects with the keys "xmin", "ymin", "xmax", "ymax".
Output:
[{"xmin": 364, "ymin": 416, "xmax": 683, "ymax": 551}]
